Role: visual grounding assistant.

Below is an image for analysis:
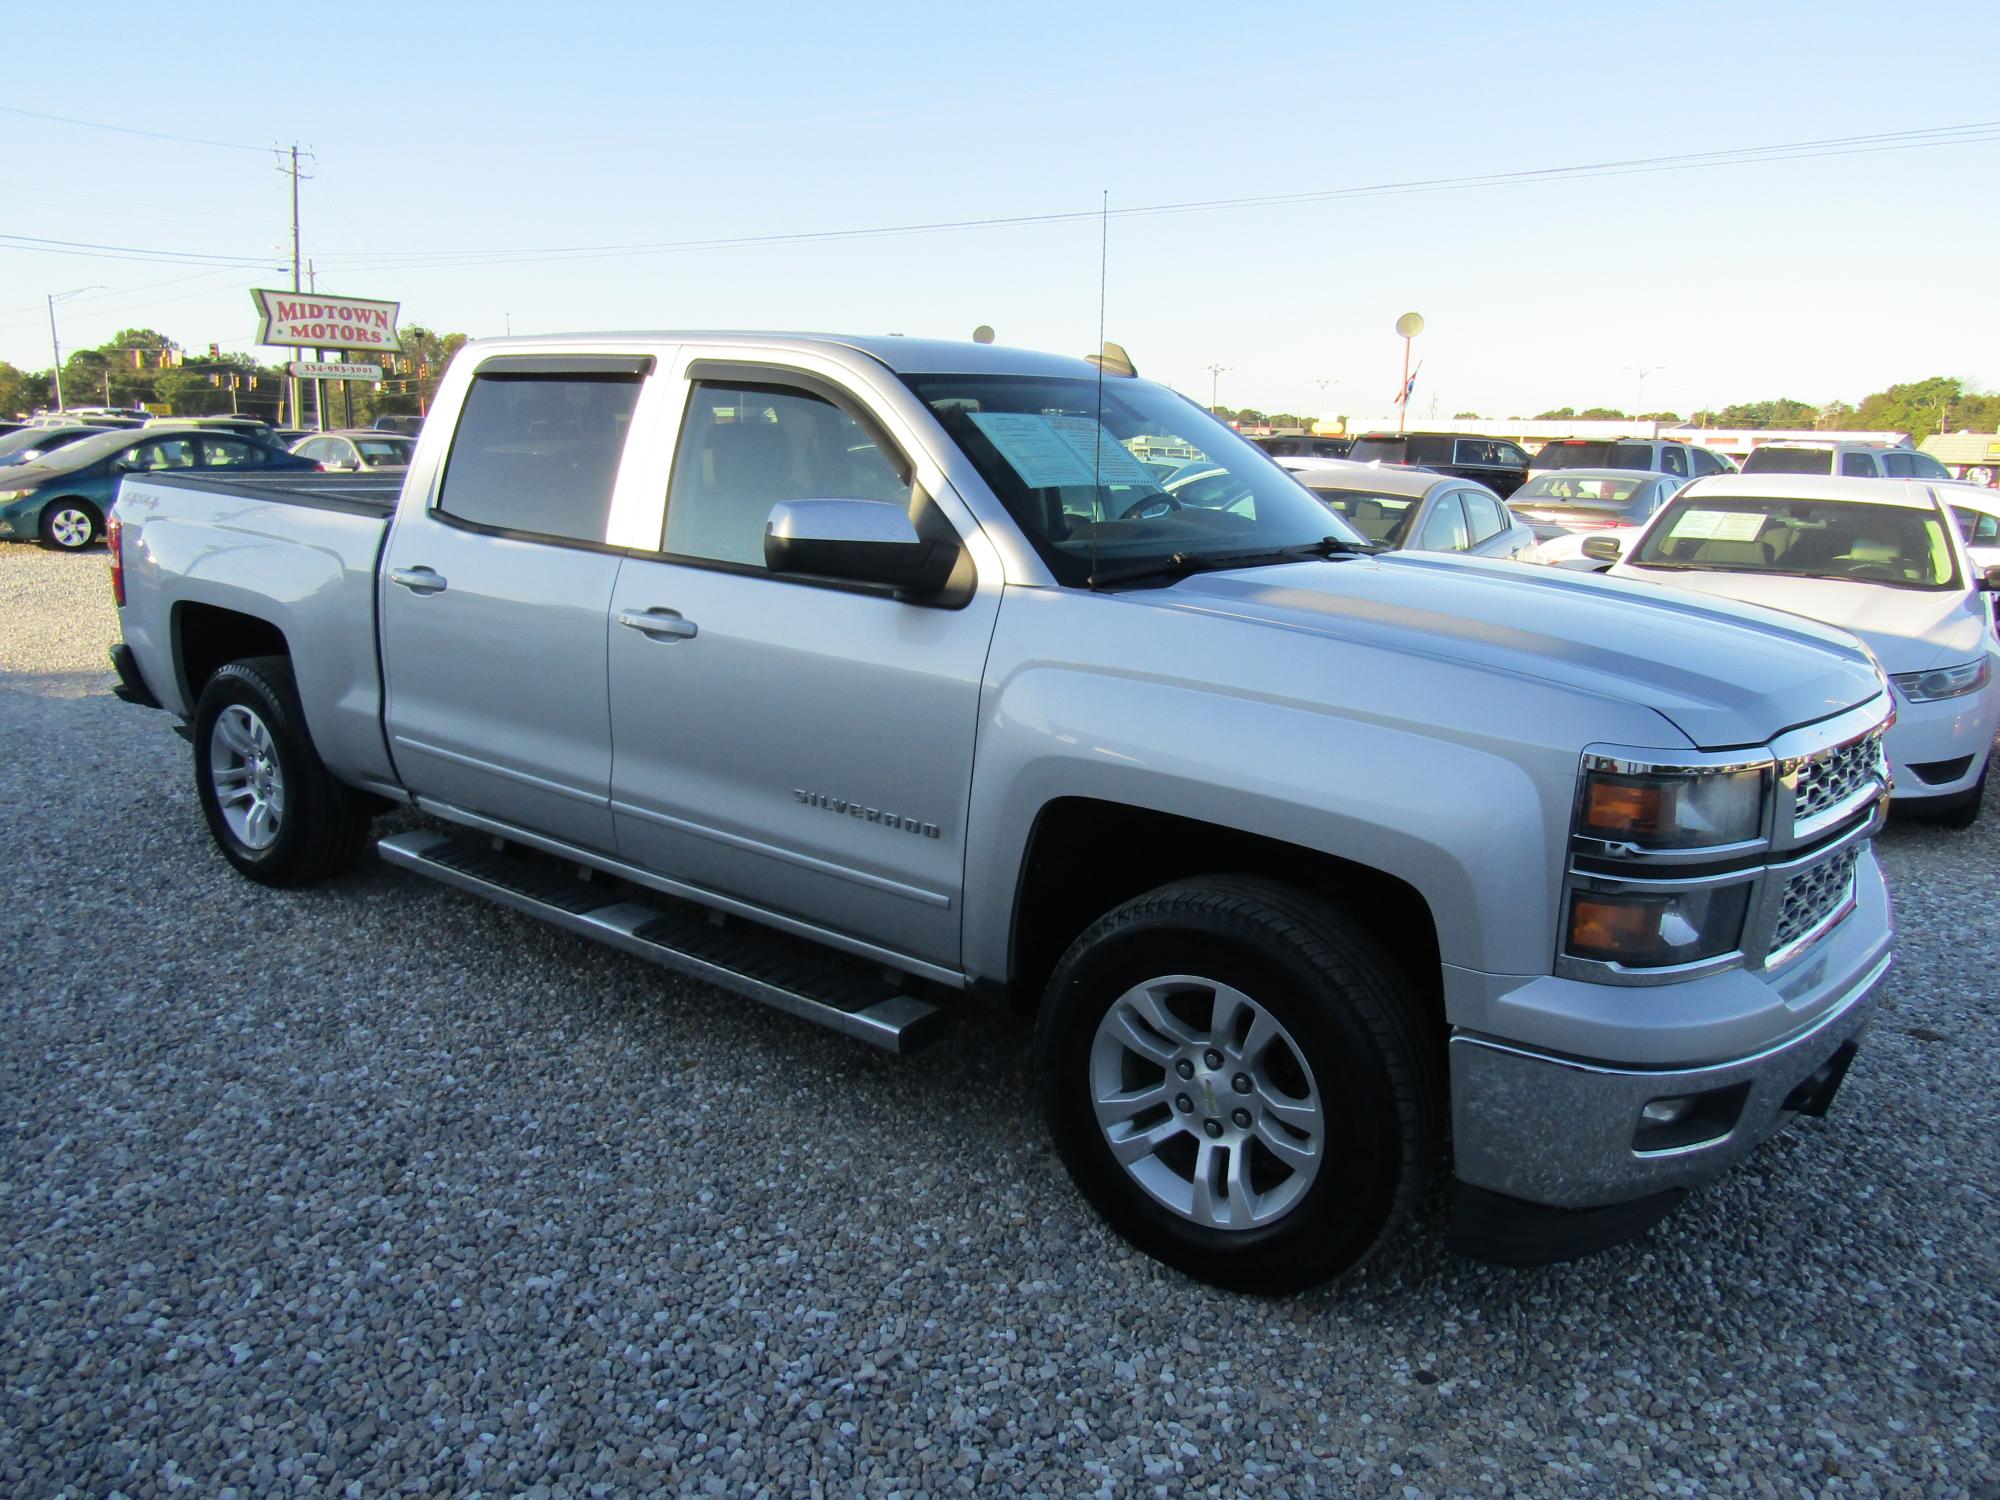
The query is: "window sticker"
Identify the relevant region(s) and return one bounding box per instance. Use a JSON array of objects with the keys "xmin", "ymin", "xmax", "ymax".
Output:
[
  {"xmin": 966, "ymin": 411, "xmax": 1154, "ymax": 488},
  {"xmin": 1669, "ymin": 508, "xmax": 1762, "ymax": 542}
]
